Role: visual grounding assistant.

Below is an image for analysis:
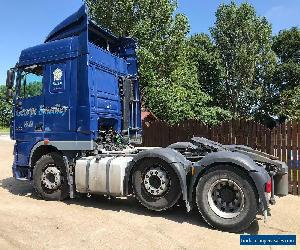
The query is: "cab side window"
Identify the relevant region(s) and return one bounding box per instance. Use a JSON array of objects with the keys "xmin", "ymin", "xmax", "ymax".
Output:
[{"xmin": 20, "ymin": 65, "xmax": 44, "ymax": 98}]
